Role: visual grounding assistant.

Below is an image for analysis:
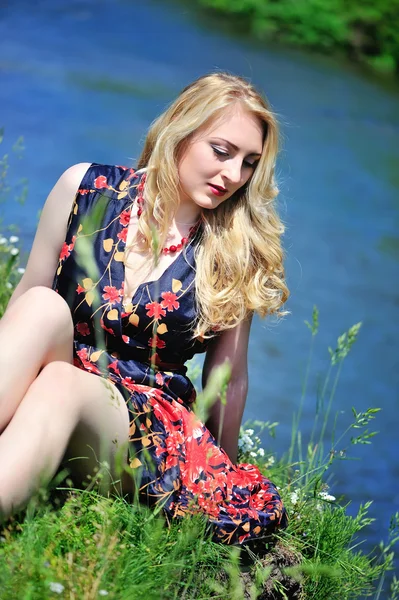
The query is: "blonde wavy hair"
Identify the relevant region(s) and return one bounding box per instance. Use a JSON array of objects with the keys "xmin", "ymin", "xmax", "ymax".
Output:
[{"xmin": 135, "ymin": 71, "xmax": 289, "ymax": 337}]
